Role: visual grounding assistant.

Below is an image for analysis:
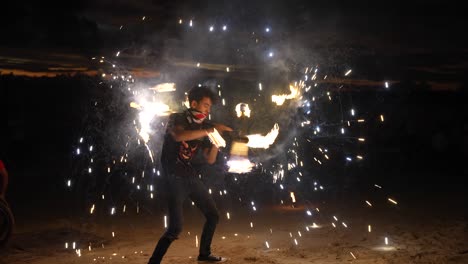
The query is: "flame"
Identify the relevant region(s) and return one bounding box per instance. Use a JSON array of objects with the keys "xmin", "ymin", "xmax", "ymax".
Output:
[
  {"xmin": 227, "ymin": 157, "xmax": 255, "ymax": 173},
  {"xmin": 149, "ymin": 82, "xmax": 176, "ymax": 92},
  {"xmin": 207, "ymin": 128, "xmax": 226, "ymax": 148},
  {"xmin": 246, "ymin": 123, "xmax": 279, "ymax": 149},
  {"xmin": 272, "ymin": 84, "xmax": 300, "ymax": 106},
  {"xmin": 235, "ymin": 103, "xmax": 251, "ymax": 118}
]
